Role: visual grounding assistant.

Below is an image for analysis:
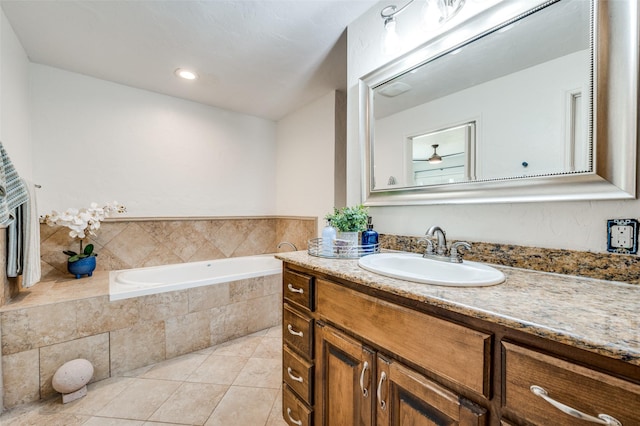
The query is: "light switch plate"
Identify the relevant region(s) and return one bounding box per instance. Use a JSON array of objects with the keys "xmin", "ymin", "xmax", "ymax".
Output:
[{"xmin": 607, "ymin": 219, "xmax": 639, "ymax": 254}]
